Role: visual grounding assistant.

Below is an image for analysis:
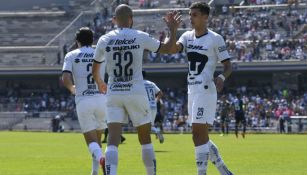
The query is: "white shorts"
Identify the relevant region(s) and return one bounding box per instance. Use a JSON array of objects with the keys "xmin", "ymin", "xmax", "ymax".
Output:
[
  {"xmin": 149, "ymin": 108, "xmax": 157, "ymax": 125},
  {"xmin": 188, "ymin": 93, "xmax": 217, "ymax": 125},
  {"xmin": 76, "ymin": 95, "xmax": 107, "ymax": 133},
  {"xmin": 106, "ymin": 94, "xmax": 151, "ymax": 127}
]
